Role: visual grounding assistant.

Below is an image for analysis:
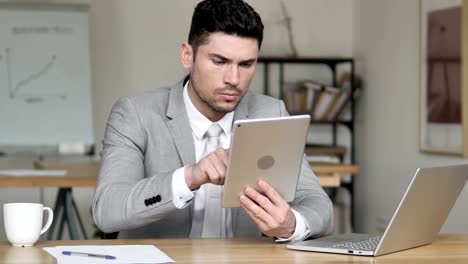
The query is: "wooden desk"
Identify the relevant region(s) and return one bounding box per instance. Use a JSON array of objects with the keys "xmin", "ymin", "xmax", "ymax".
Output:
[
  {"xmin": 0, "ymin": 171, "xmax": 96, "ymax": 188},
  {"xmin": 0, "ymin": 235, "xmax": 467, "ymax": 263}
]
